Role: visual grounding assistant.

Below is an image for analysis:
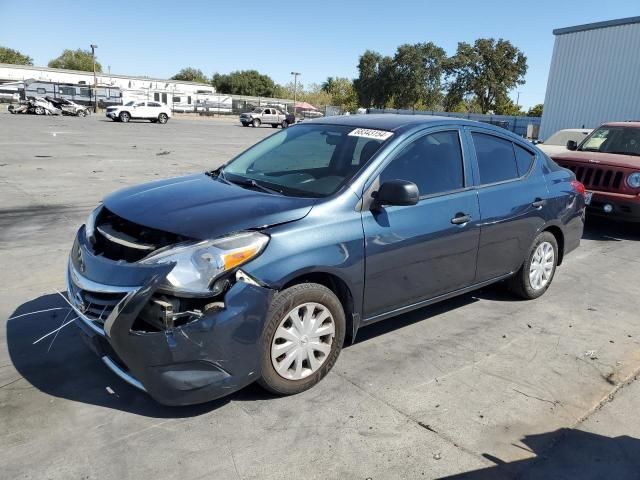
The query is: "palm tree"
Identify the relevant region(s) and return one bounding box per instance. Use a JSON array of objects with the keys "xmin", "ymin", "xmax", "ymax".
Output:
[{"xmin": 321, "ymin": 77, "xmax": 336, "ymax": 93}]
